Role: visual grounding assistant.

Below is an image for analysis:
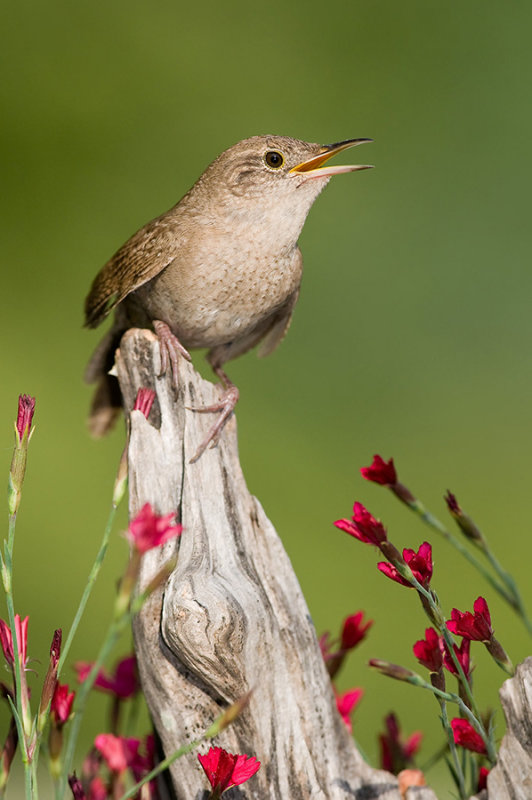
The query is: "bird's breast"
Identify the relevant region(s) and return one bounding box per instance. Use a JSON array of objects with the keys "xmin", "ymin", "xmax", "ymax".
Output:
[{"xmin": 133, "ymin": 241, "xmax": 303, "ymax": 349}]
